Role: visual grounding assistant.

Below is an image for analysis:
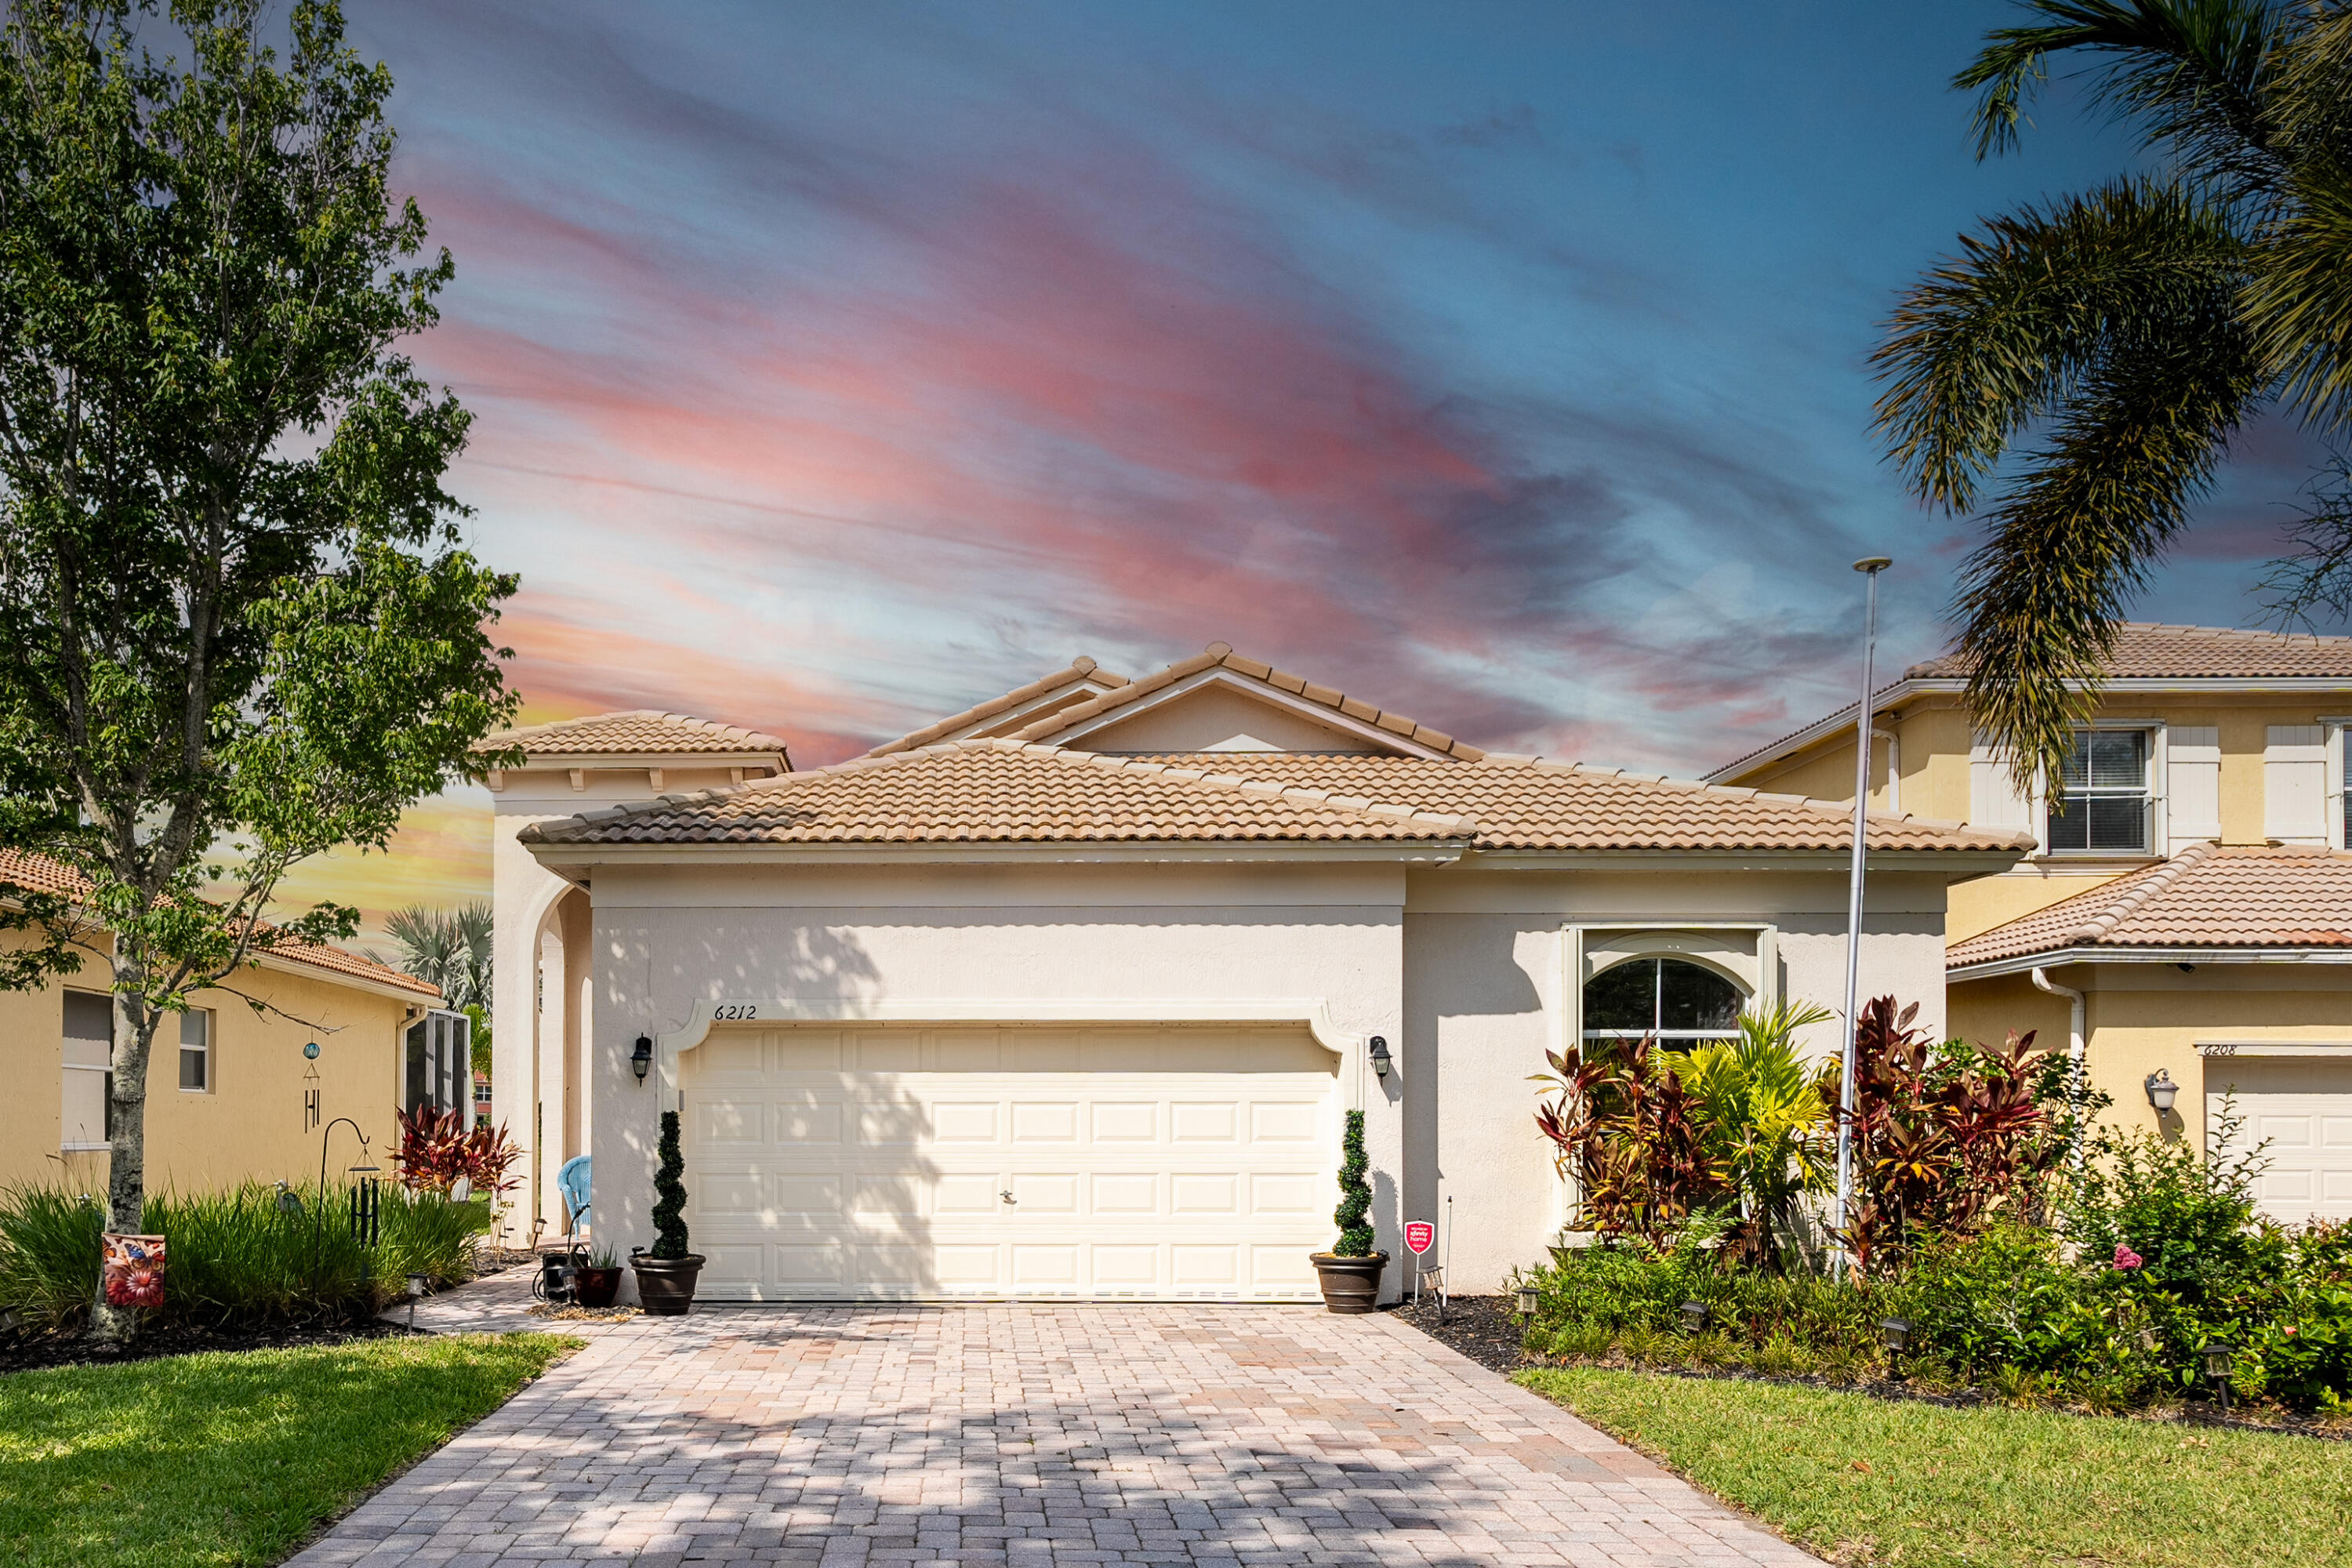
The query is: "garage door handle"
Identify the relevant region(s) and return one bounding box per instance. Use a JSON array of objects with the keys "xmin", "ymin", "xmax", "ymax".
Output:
[{"xmin": 1000, "ymin": 1190, "xmax": 1017, "ymax": 1204}]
